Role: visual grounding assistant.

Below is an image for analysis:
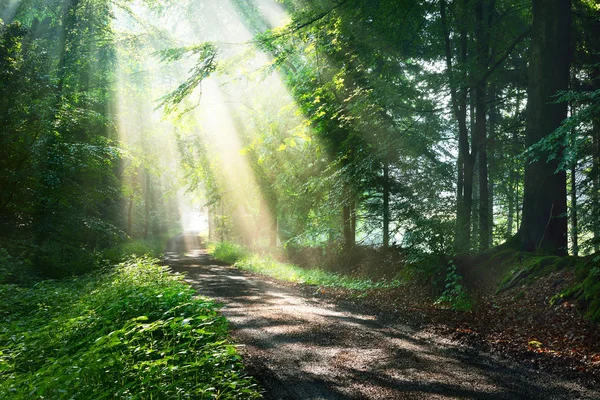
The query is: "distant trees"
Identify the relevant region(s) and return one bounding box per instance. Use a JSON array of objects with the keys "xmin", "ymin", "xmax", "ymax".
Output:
[
  {"xmin": 0, "ymin": 1, "xmax": 123, "ymax": 276},
  {"xmin": 0, "ymin": 0, "xmax": 182, "ymax": 276}
]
